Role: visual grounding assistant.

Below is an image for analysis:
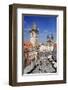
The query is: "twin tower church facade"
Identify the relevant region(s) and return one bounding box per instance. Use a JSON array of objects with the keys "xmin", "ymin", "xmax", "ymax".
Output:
[{"xmin": 24, "ymin": 23, "xmax": 56, "ymax": 52}]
